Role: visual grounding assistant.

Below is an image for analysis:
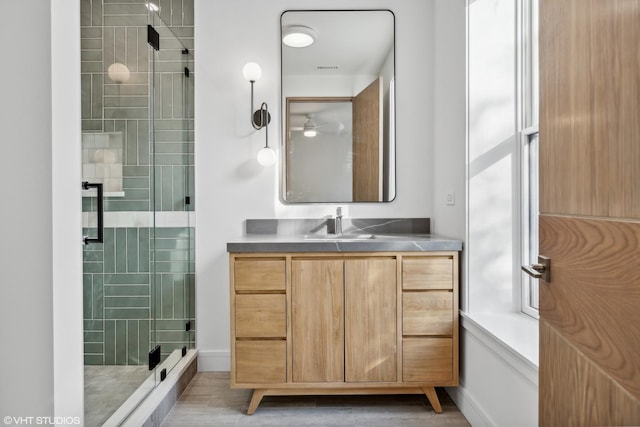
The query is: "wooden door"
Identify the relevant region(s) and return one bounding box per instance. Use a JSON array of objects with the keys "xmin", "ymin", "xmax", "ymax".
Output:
[
  {"xmin": 344, "ymin": 258, "xmax": 397, "ymax": 382},
  {"xmin": 352, "ymin": 77, "xmax": 383, "ymax": 201},
  {"xmin": 539, "ymin": 0, "xmax": 640, "ymax": 424},
  {"xmin": 291, "ymin": 259, "xmax": 344, "ymax": 382}
]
